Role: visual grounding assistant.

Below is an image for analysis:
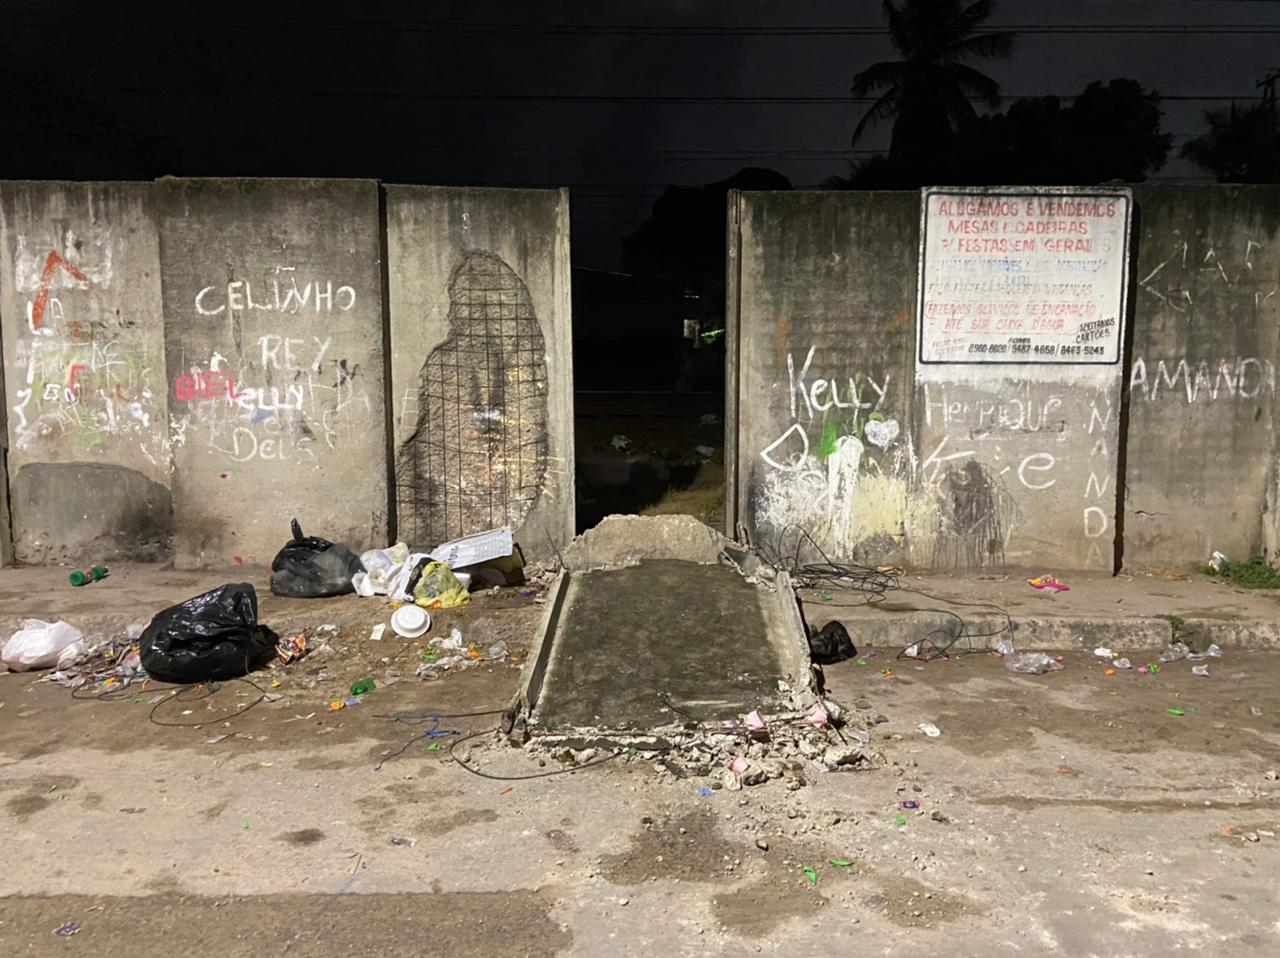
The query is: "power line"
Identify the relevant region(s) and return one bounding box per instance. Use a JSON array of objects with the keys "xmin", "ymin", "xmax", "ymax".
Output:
[{"xmin": 58, "ymin": 86, "xmax": 1266, "ymax": 104}]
